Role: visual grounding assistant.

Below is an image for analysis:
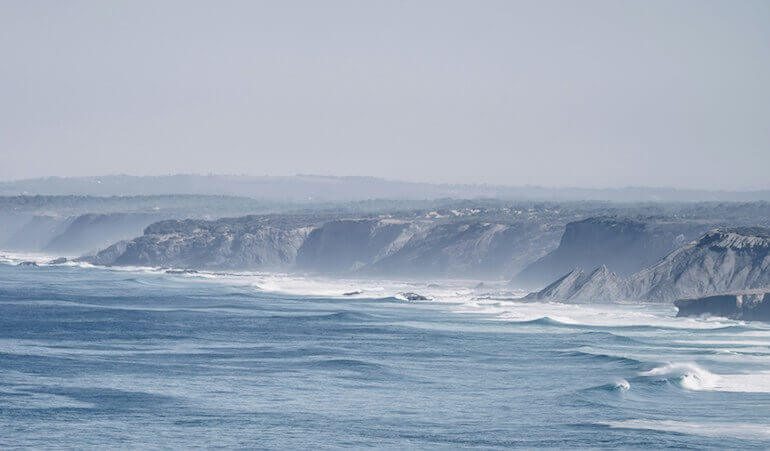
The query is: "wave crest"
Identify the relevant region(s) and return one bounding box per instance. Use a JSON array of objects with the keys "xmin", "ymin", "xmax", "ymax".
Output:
[{"xmin": 640, "ymin": 362, "xmax": 719, "ymax": 390}]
